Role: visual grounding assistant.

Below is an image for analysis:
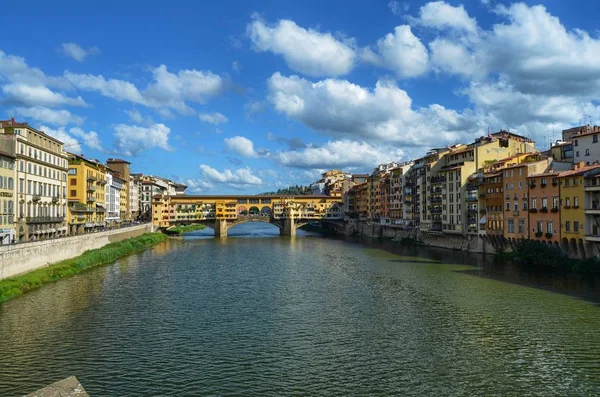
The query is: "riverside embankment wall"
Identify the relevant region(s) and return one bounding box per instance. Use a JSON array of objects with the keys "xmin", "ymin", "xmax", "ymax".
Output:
[
  {"xmin": 0, "ymin": 224, "xmax": 154, "ymax": 280},
  {"xmin": 344, "ymin": 219, "xmax": 498, "ymax": 254}
]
